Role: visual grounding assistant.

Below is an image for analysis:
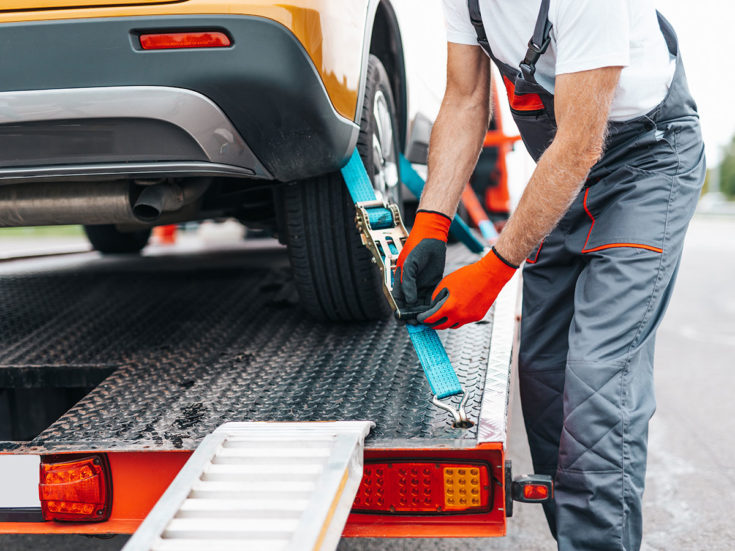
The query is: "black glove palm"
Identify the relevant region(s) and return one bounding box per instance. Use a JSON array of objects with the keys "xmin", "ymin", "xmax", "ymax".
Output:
[{"xmin": 393, "ymin": 239, "xmax": 447, "ymax": 310}]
